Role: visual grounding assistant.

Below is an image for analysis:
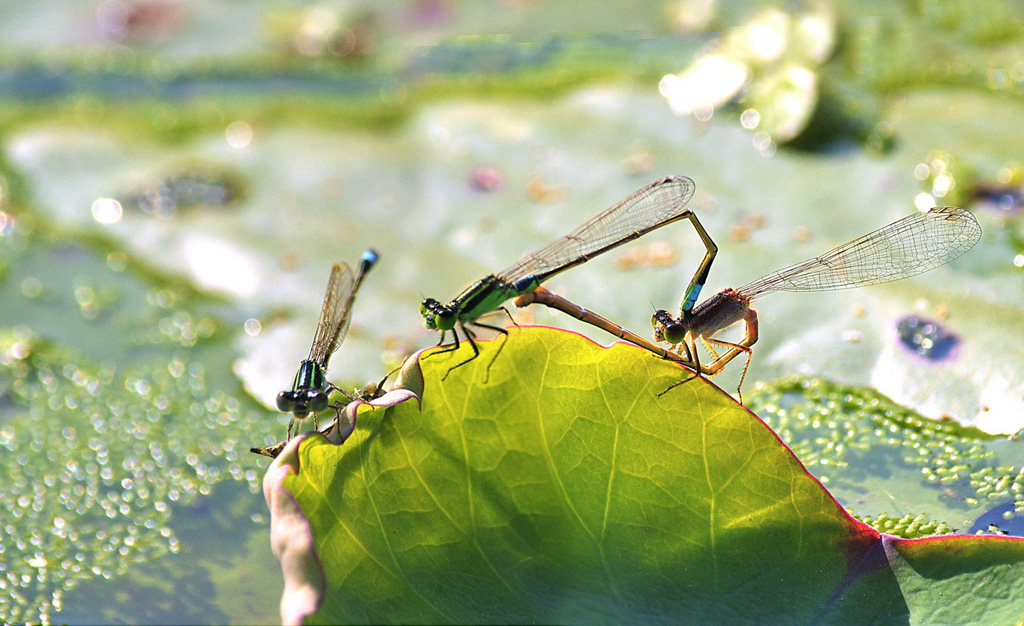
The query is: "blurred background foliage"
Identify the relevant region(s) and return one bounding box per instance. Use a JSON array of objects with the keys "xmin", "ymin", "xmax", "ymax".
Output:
[{"xmin": 1, "ymin": 0, "xmax": 1023, "ymax": 623}]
